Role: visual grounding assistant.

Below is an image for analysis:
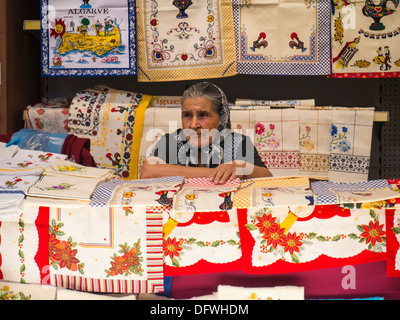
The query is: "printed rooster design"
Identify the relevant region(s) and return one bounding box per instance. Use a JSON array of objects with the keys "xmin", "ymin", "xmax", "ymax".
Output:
[
  {"xmin": 362, "ymin": 0, "xmax": 400, "ymax": 31},
  {"xmin": 250, "ymin": 32, "xmax": 268, "ymax": 52},
  {"xmin": 155, "ymin": 190, "xmax": 175, "ymax": 206},
  {"xmin": 261, "ymin": 191, "xmax": 274, "ymax": 207},
  {"xmin": 289, "ymin": 33, "xmax": 307, "ymax": 53},
  {"xmin": 106, "ymin": 152, "xmax": 121, "ymax": 166},
  {"xmin": 218, "ymin": 192, "xmax": 233, "ymax": 210},
  {"xmin": 184, "ymin": 193, "xmax": 199, "ymax": 211}
]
